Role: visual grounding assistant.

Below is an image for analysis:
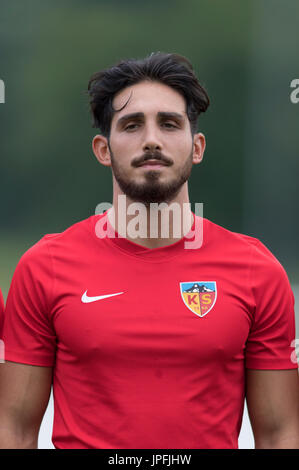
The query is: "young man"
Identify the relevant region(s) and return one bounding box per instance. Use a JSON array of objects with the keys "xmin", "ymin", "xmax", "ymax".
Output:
[{"xmin": 0, "ymin": 53, "xmax": 298, "ymax": 449}]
